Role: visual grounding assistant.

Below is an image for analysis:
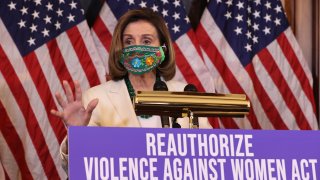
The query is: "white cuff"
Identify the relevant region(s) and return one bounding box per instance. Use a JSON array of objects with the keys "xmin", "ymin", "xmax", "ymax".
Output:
[{"xmin": 60, "ymin": 137, "xmax": 68, "ymax": 162}]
